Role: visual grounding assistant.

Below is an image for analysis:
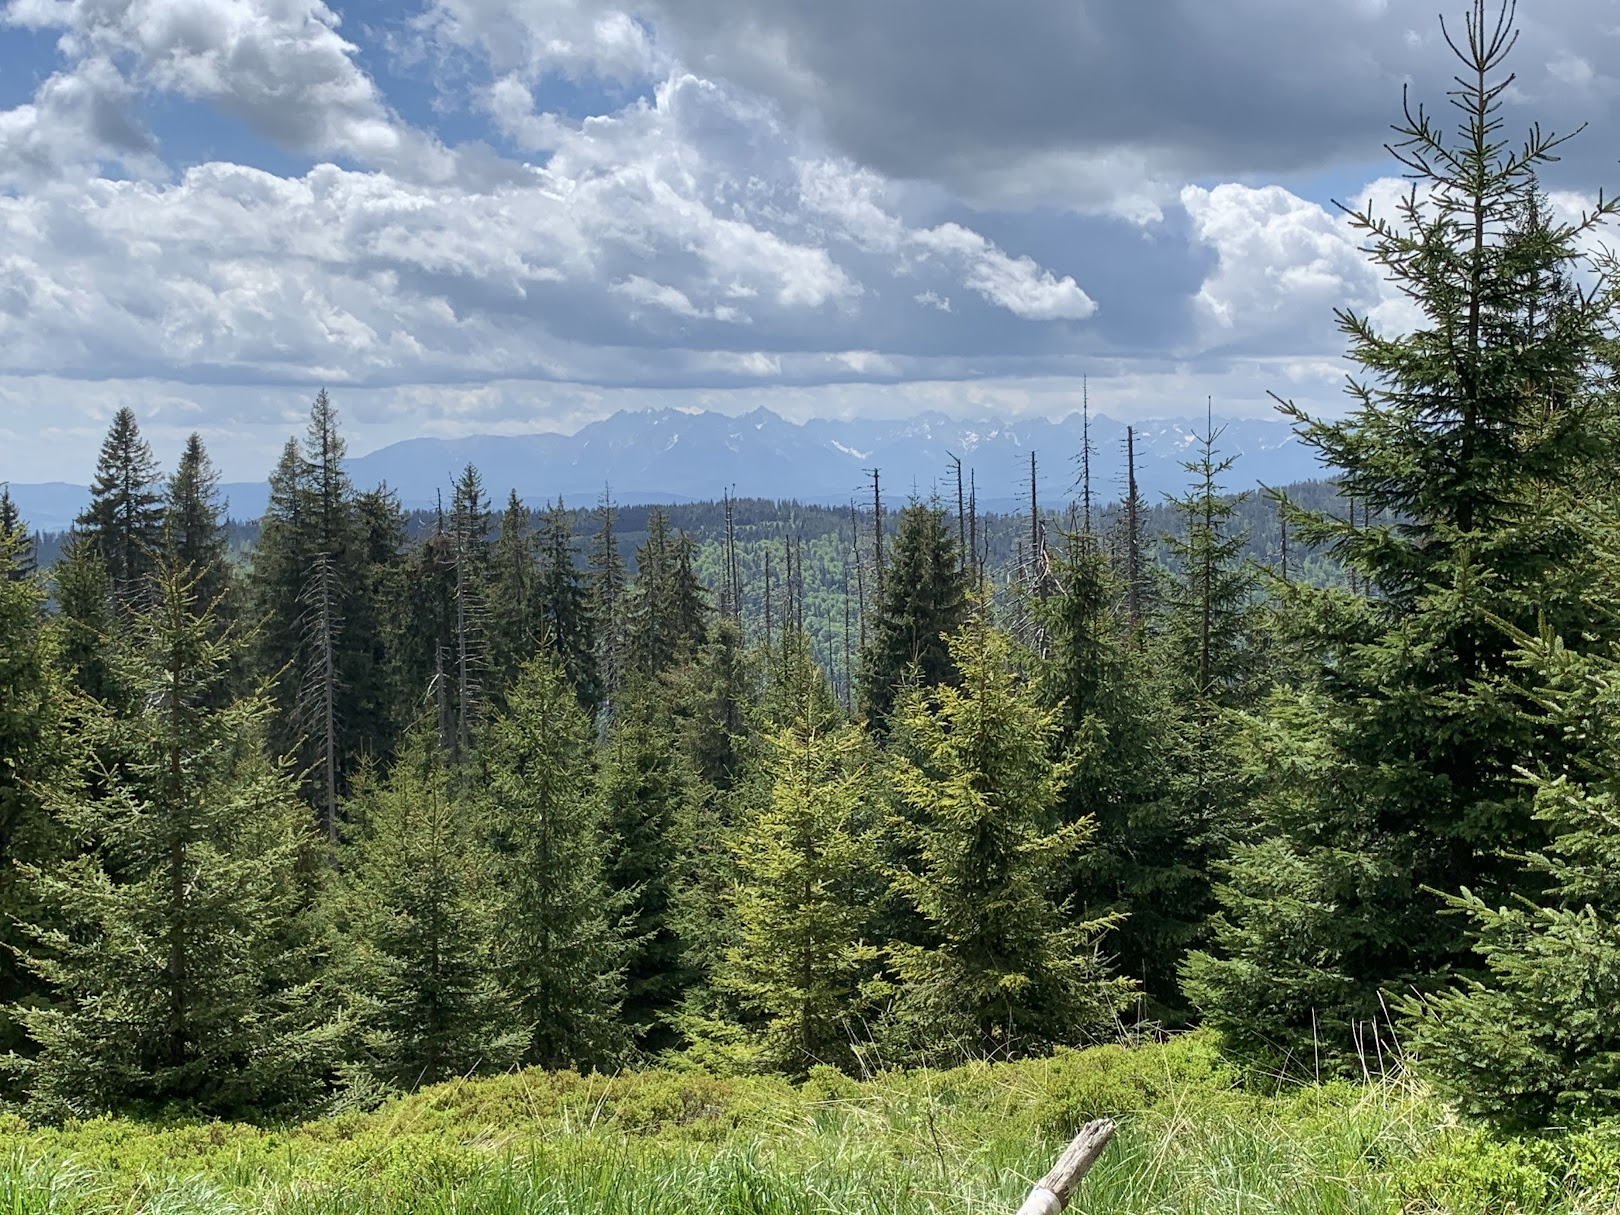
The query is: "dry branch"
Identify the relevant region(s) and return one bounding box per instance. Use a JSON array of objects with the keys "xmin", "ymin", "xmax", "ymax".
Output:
[{"xmin": 1014, "ymin": 1119, "xmax": 1115, "ymax": 1215}]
